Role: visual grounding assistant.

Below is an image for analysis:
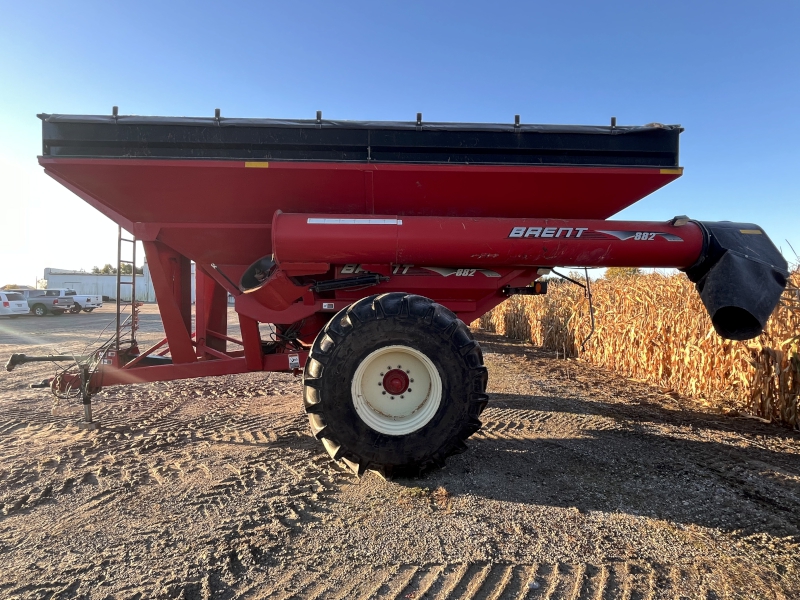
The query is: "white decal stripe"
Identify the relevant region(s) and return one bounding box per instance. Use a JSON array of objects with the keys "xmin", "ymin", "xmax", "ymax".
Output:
[
  {"xmin": 597, "ymin": 230, "xmax": 636, "ymax": 240},
  {"xmin": 306, "ymin": 218, "xmax": 403, "ymax": 225},
  {"xmin": 658, "ymin": 233, "xmax": 684, "ymax": 242},
  {"xmin": 597, "ymin": 230, "xmax": 683, "ymax": 242},
  {"xmin": 421, "ymin": 267, "xmax": 457, "ymax": 277}
]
